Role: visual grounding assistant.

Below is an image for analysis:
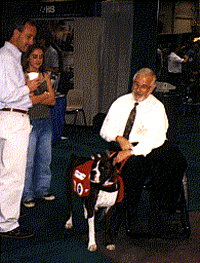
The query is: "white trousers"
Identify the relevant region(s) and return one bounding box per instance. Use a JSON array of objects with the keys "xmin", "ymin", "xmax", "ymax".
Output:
[{"xmin": 0, "ymin": 111, "xmax": 32, "ymax": 232}]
